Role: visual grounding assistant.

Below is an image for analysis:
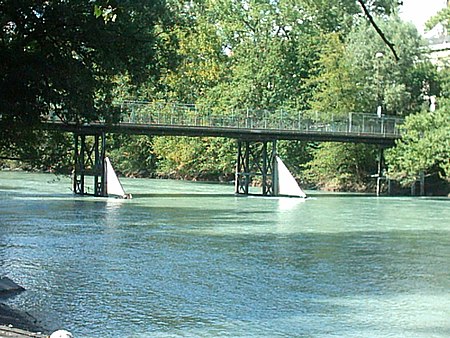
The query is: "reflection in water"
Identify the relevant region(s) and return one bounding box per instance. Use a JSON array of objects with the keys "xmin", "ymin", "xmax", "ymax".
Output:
[
  {"xmin": 104, "ymin": 198, "xmax": 127, "ymax": 228},
  {"xmin": 0, "ymin": 172, "xmax": 449, "ymax": 337},
  {"xmin": 277, "ymin": 196, "xmax": 306, "ymax": 211},
  {"xmin": 275, "ymin": 196, "xmax": 307, "ymax": 234}
]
